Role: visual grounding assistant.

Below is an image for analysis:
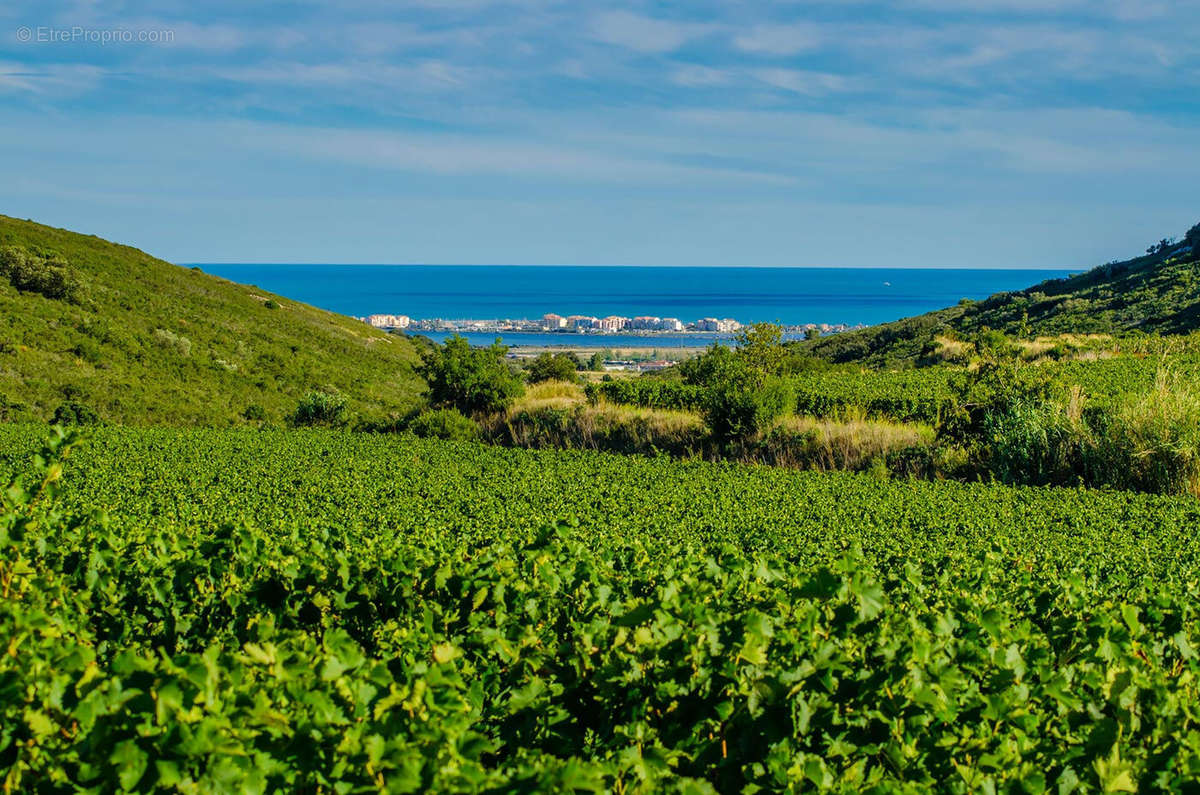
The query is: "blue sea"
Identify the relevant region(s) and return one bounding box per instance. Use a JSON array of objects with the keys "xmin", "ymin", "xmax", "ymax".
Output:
[{"xmin": 197, "ymin": 264, "xmax": 1072, "ymax": 346}]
